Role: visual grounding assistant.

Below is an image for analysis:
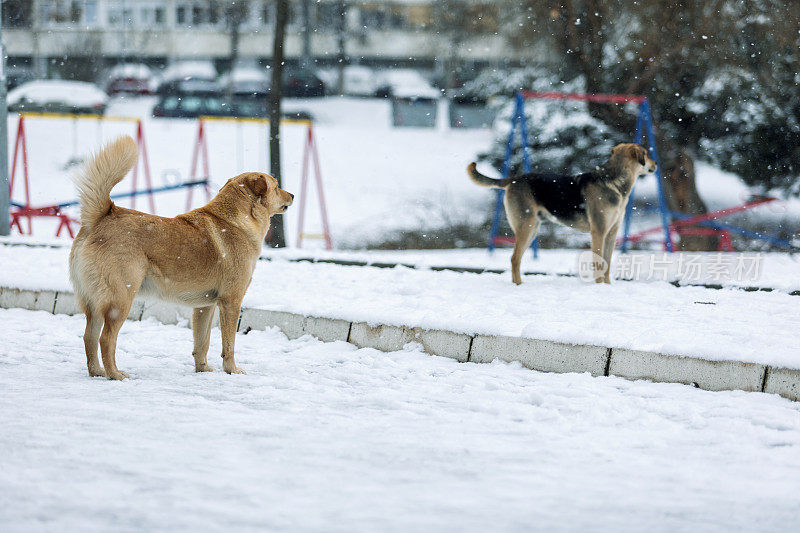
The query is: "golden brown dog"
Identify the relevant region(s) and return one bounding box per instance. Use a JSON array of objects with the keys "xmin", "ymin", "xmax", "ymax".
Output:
[
  {"xmin": 468, "ymin": 143, "xmax": 656, "ymax": 284},
  {"xmin": 69, "ymin": 136, "xmax": 293, "ymax": 379}
]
